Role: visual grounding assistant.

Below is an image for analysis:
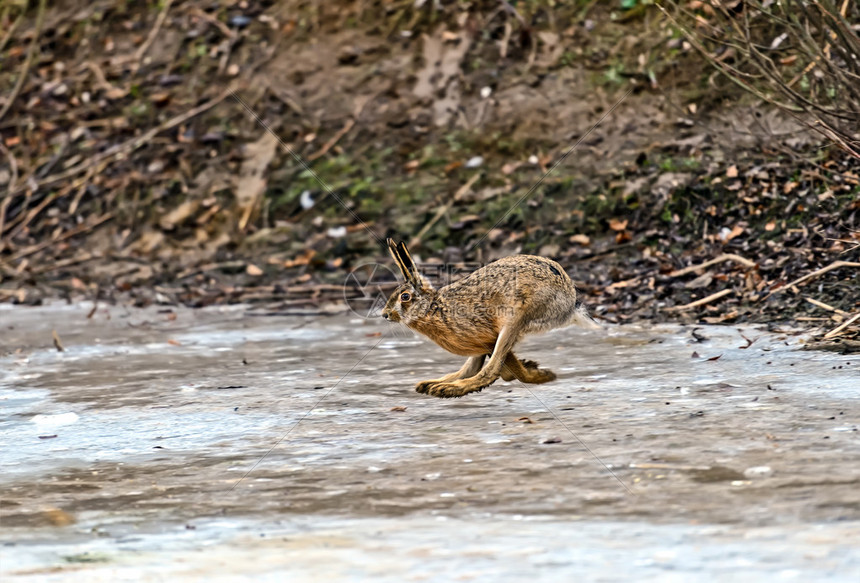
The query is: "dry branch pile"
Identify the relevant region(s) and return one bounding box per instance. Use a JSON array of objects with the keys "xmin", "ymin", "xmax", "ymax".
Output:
[{"xmin": 0, "ymin": 0, "xmax": 858, "ymax": 345}]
